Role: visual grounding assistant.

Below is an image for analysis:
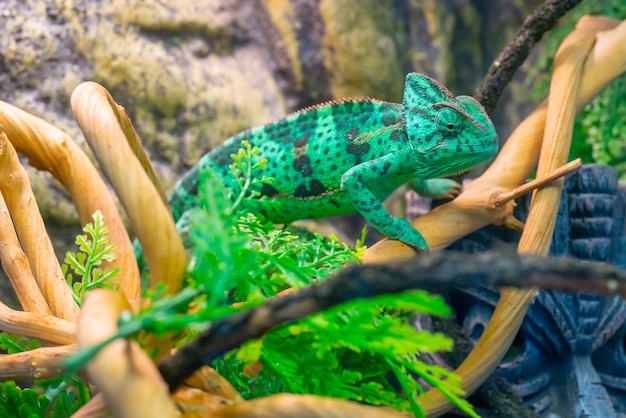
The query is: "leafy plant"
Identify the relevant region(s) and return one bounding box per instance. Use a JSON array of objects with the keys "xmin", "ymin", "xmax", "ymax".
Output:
[
  {"xmin": 66, "ymin": 143, "xmax": 476, "ymax": 417},
  {"xmin": 0, "ymin": 332, "xmax": 42, "ymax": 354},
  {"xmin": 126, "ymin": 143, "xmax": 475, "ymax": 416},
  {"xmin": 63, "ymin": 210, "xmax": 120, "ymax": 305},
  {"xmin": 0, "ymin": 333, "xmax": 90, "ymax": 418}
]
